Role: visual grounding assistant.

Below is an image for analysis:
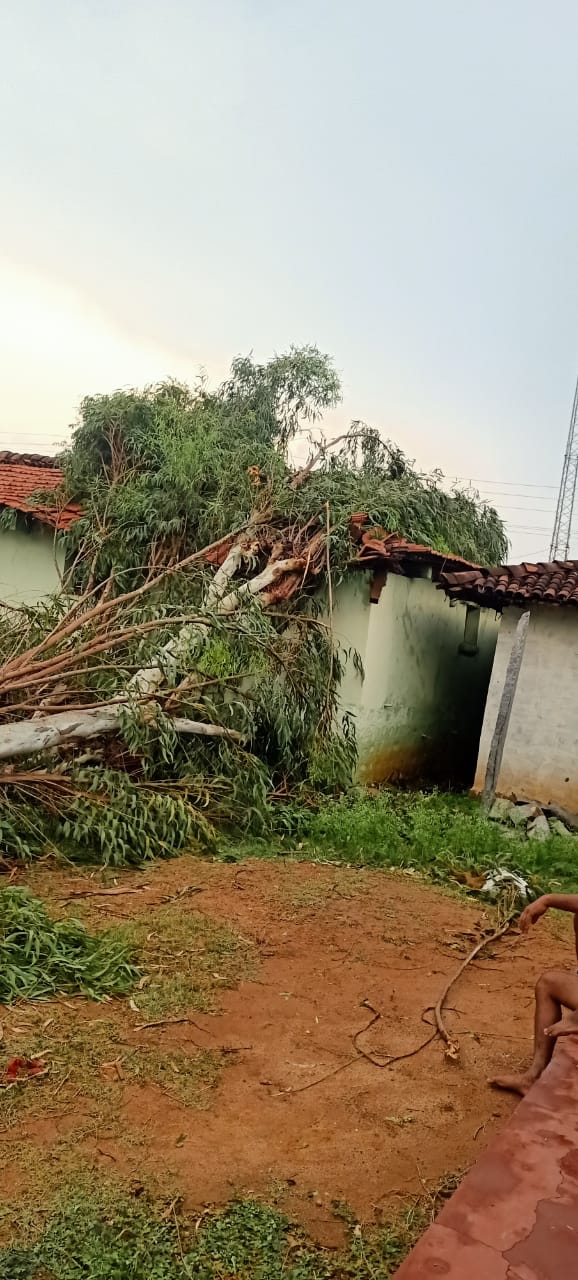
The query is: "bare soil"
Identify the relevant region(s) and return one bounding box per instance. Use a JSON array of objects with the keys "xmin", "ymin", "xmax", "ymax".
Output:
[{"xmin": 0, "ymin": 856, "xmax": 570, "ymax": 1245}]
